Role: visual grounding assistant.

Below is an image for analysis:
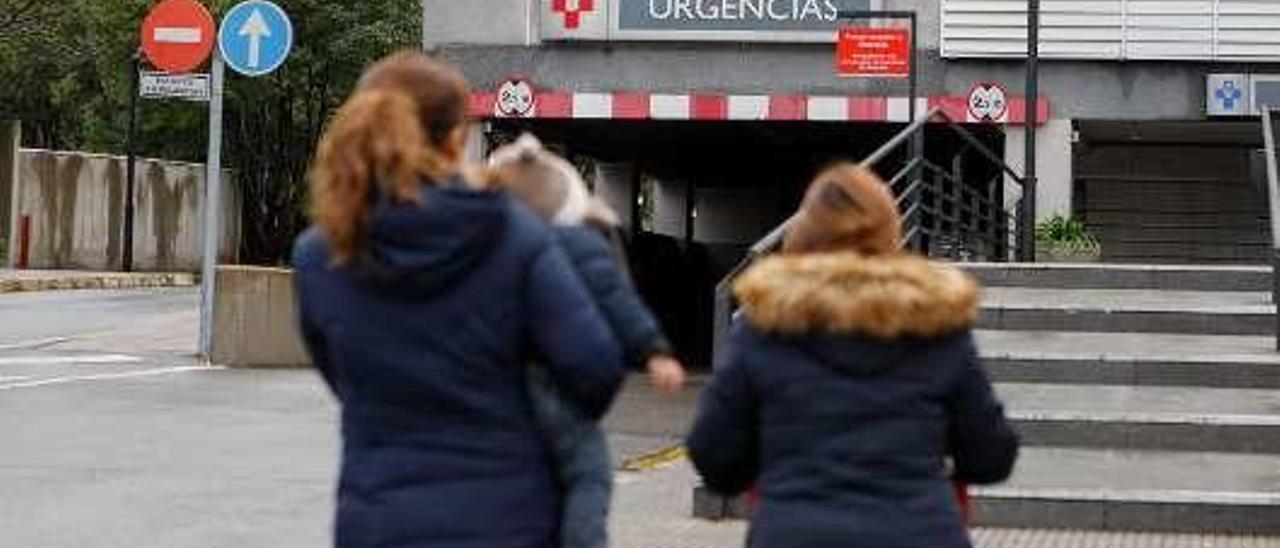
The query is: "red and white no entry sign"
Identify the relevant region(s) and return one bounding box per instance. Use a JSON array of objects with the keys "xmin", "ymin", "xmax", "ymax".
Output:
[{"xmin": 141, "ymin": 0, "xmax": 216, "ymax": 74}]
